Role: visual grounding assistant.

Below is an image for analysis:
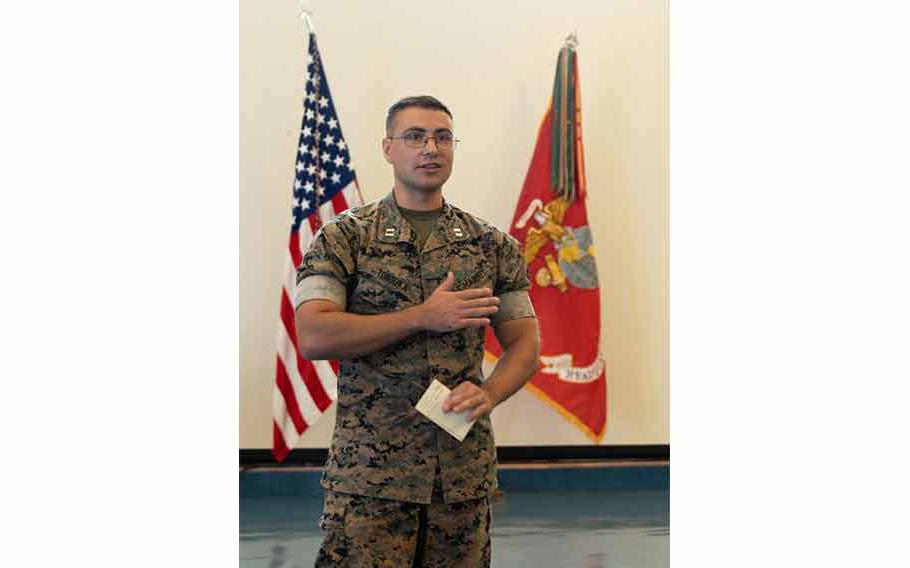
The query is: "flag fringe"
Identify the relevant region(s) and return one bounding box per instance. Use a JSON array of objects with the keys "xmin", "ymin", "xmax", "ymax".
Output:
[
  {"xmin": 484, "ymin": 351, "xmax": 606, "ymax": 443},
  {"xmin": 524, "ymin": 381, "xmax": 606, "ymax": 444}
]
